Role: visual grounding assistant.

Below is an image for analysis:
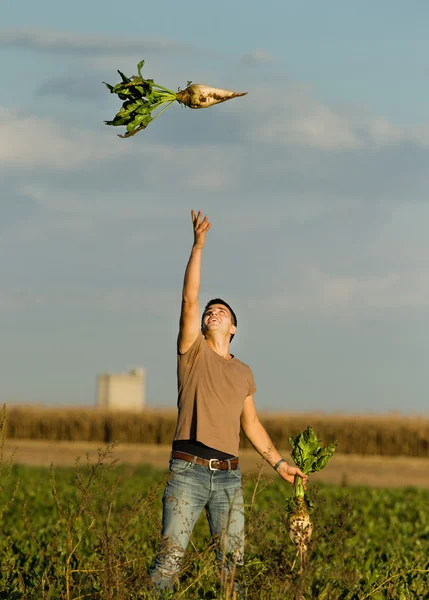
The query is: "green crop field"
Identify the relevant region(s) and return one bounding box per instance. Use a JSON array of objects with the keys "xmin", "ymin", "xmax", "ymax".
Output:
[{"xmin": 0, "ymin": 446, "xmax": 428, "ymax": 600}]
